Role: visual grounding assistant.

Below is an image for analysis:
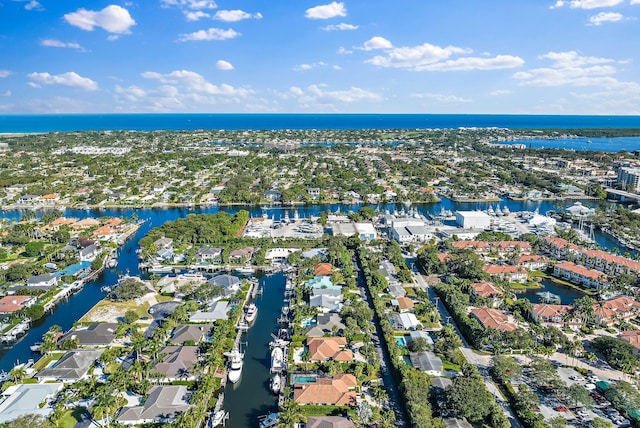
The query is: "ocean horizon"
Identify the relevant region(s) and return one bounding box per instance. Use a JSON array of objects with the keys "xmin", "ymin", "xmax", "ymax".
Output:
[{"xmin": 1, "ymin": 113, "xmax": 640, "ymax": 133}]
